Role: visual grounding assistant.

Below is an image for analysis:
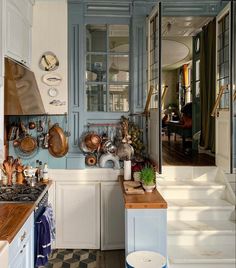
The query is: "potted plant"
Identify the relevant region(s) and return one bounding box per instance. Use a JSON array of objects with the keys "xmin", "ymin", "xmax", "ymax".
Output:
[{"xmin": 140, "ymin": 166, "xmax": 156, "ymax": 192}]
